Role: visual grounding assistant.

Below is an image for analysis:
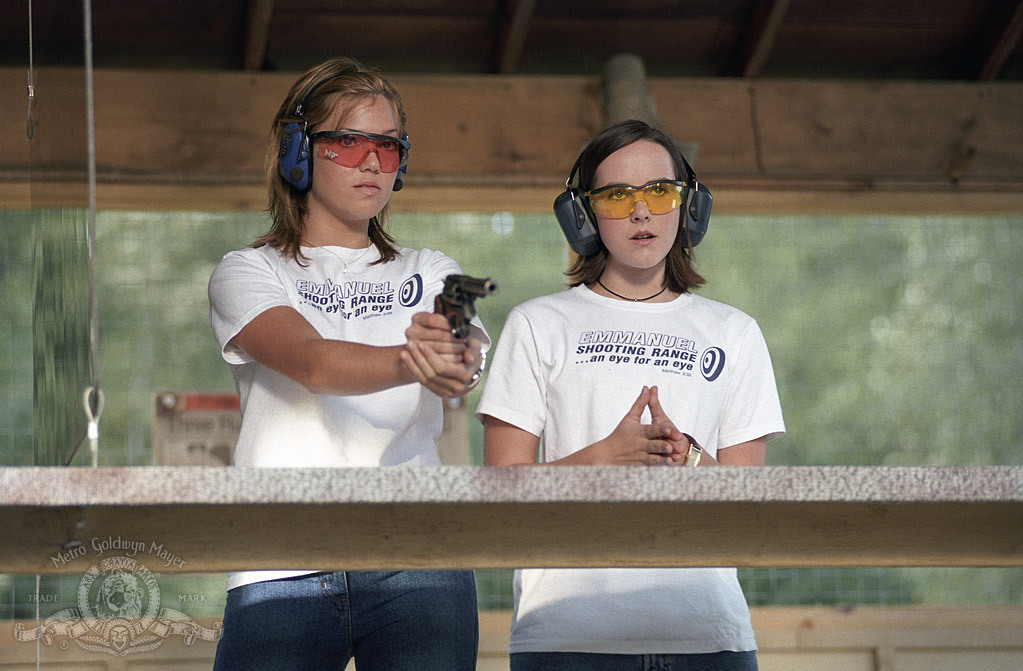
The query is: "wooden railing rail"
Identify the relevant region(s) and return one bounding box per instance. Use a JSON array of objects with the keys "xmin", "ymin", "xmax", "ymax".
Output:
[{"xmin": 1, "ymin": 465, "xmax": 1020, "ymax": 574}]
